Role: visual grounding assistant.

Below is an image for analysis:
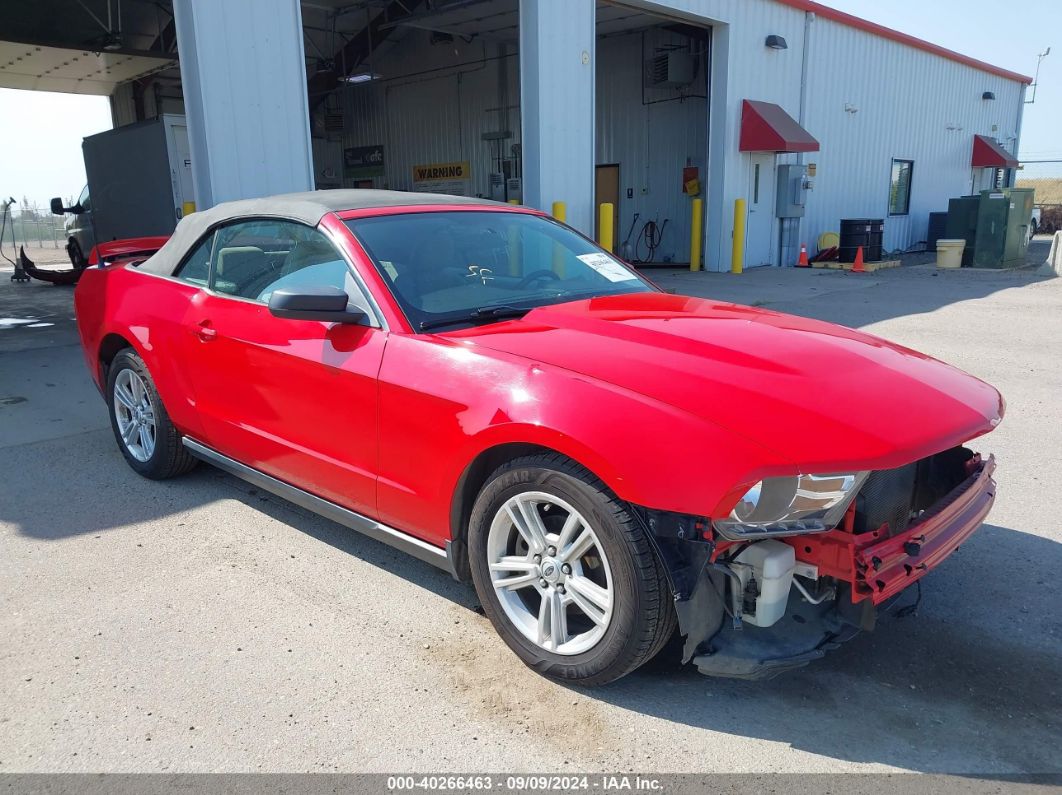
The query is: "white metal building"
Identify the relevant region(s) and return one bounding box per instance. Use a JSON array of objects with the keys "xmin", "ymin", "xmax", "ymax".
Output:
[
  {"xmin": 0, "ymin": 0, "xmax": 1031, "ymax": 271},
  {"xmin": 322, "ymin": 0, "xmax": 1030, "ymax": 269}
]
